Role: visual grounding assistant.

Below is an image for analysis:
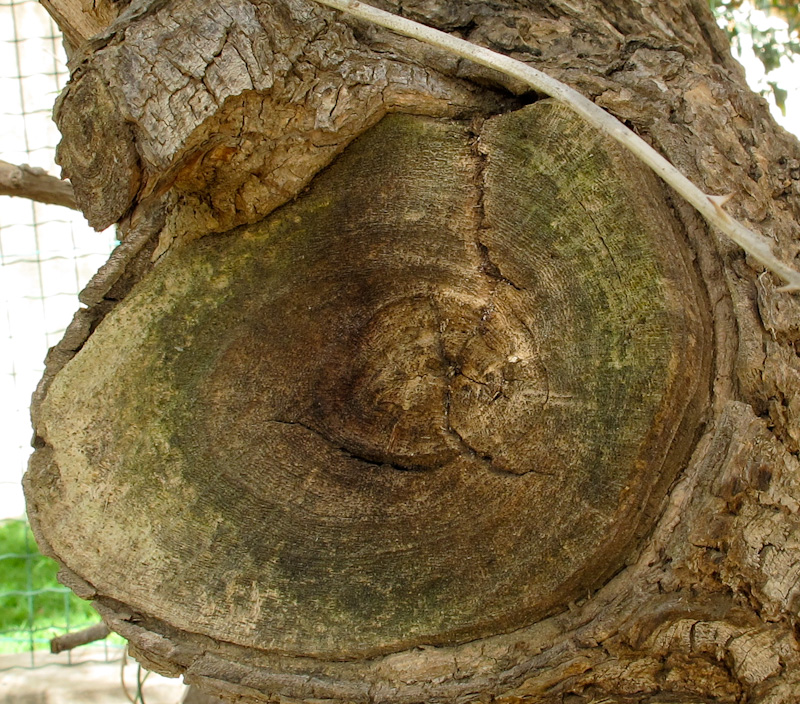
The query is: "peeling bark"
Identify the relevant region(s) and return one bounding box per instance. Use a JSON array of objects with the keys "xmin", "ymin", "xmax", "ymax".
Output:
[{"xmin": 24, "ymin": 0, "xmax": 800, "ymax": 702}]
